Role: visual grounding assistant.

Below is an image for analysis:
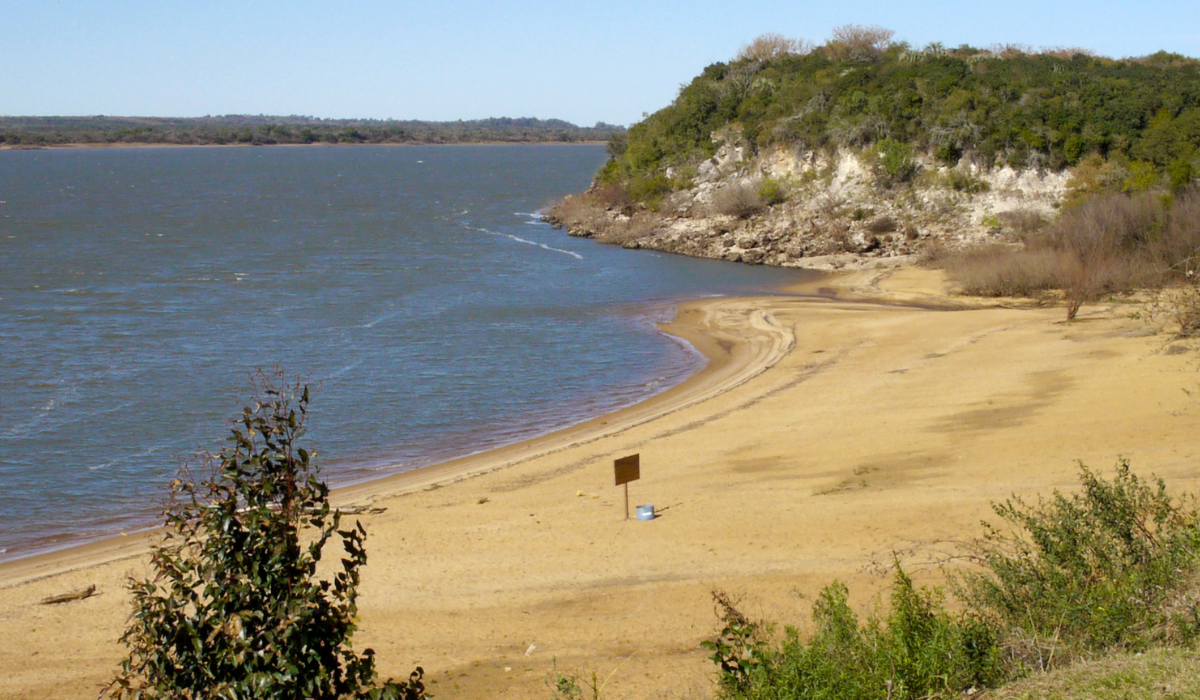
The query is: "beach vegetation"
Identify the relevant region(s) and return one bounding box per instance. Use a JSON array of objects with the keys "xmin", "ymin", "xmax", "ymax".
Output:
[
  {"xmin": 944, "ymin": 188, "xmax": 1200, "ymax": 319},
  {"xmin": 706, "ymin": 462, "xmax": 1200, "ymax": 700},
  {"xmin": 105, "ymin": 372, "xmax": 426, "ymax": 700}
]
